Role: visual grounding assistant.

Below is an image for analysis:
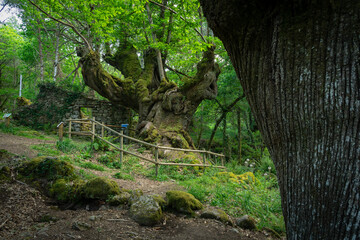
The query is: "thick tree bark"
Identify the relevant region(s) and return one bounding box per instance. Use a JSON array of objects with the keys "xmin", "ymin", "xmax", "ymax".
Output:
[
  {"xmin": 200, "ymin": 0, "xmax": 360, "ymax": 239},
  {"xmin": 78, "ymin": 44, "xmax": 220, "ymax": 148}
]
